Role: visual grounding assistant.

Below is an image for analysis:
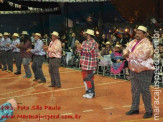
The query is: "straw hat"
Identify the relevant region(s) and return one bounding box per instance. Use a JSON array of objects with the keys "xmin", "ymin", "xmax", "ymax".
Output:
[
  {"xmin": 115, "ymin": 45, "xmax": 120, "ymax": 48},
  {"xmin": 22, "ymin": 31, "xmax": 29, "ymax": 35},
  {"xmin": 85, "ymin": 29, "xmax": 95, "ymax": 36},
  {"xmin": 106, "ymin": 41, "xmax": 111, "ymax": 45},
  {"xmin": 34, "ymin": 33, "xmax": 42, "ymax": 38},
  {"xmin": 0, "ymin": 33, "xmax": 2, "ymax": 37},
  {"xmin": 4, "ymin": 32, "xmax": 9, "ymax": 36},
  {"xmin": 137, "ymin": 26, "xmax": 147, "ymax": 33},
  {"xmin": 12, "ymin": 33, "xmax": 19, "ymax": 37},
  {"xmin": 51, "ymin": 31, "xmax": 59, "ymax": 37}
]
